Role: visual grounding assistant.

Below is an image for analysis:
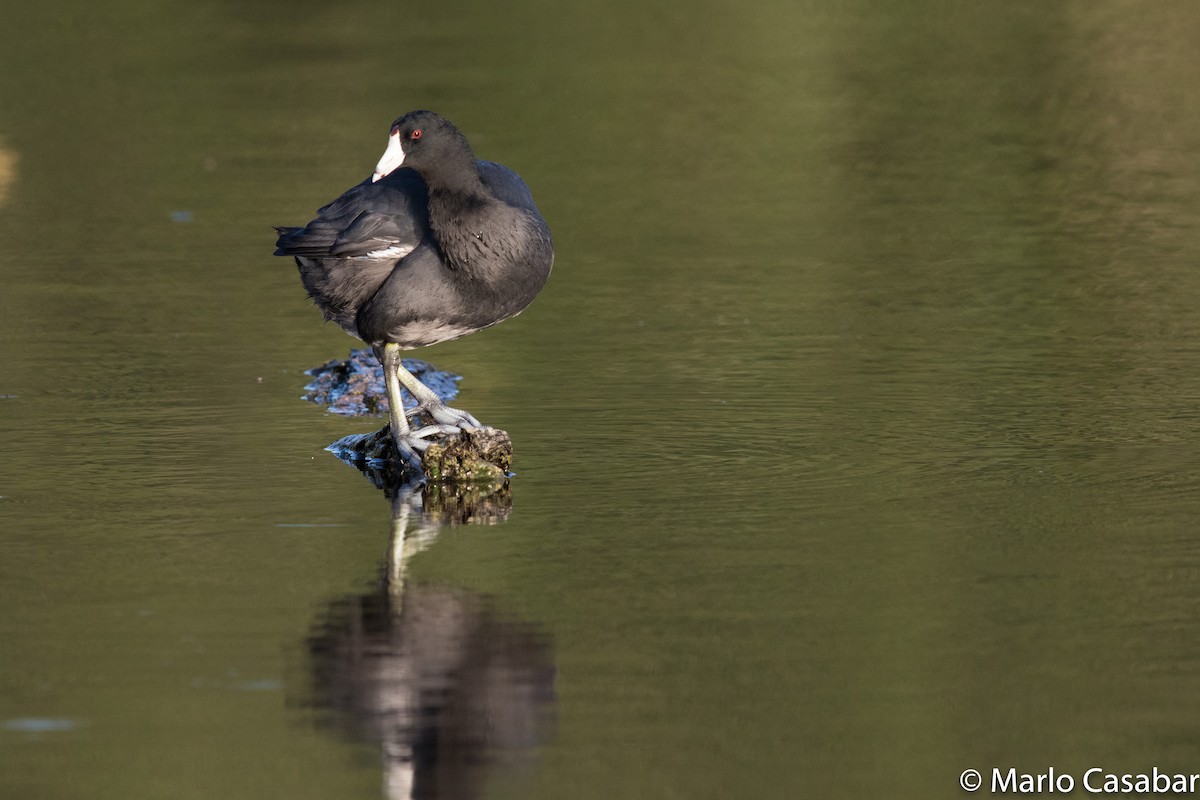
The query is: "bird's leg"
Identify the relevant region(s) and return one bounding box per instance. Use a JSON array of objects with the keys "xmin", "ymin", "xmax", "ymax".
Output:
[
  {"xmin": 374, "ymin": 344, "xmax": 431, "ymax": 470},
  {"xmin": 391, "ymin": 357, "xmax": 484, "ymax": 431},
  {"xmin": 374, "ymin": 344, "xmax": 414, "ymax": 437}
]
